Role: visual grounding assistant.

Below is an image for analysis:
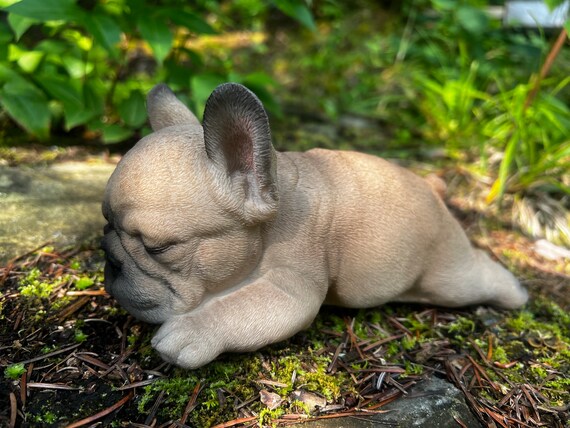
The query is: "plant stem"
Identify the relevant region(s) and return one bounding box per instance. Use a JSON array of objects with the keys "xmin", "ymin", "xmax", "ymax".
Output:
[{"xmin": 524, "ymin": 28, "xmax": 568, "ymax": 110}]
